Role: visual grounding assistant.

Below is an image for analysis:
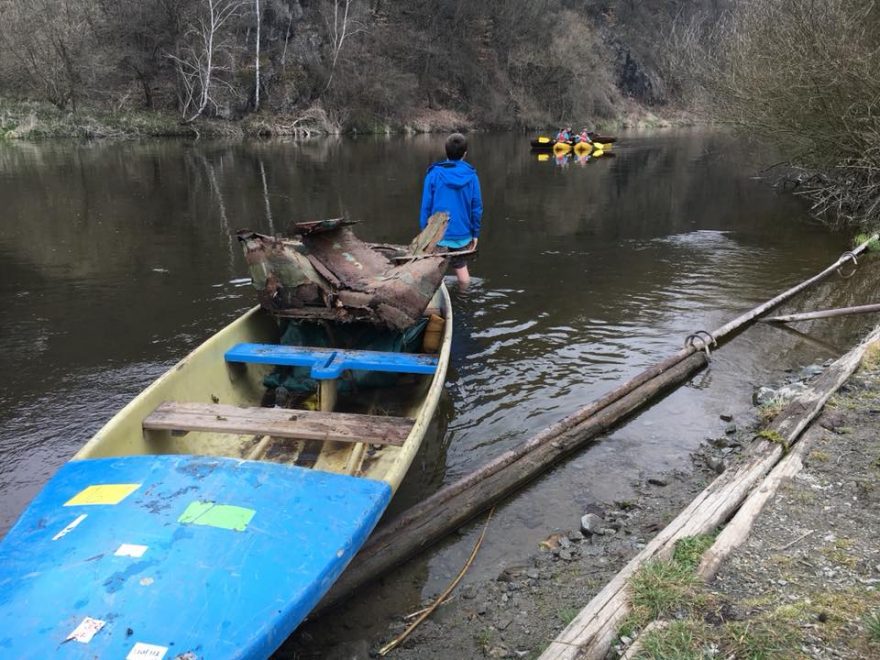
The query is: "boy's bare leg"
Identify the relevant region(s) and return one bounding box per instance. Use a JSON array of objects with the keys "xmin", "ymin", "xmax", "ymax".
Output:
[{"xmin": 453, "ymin": 265, "xmax": 470, "ymax": 287}]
